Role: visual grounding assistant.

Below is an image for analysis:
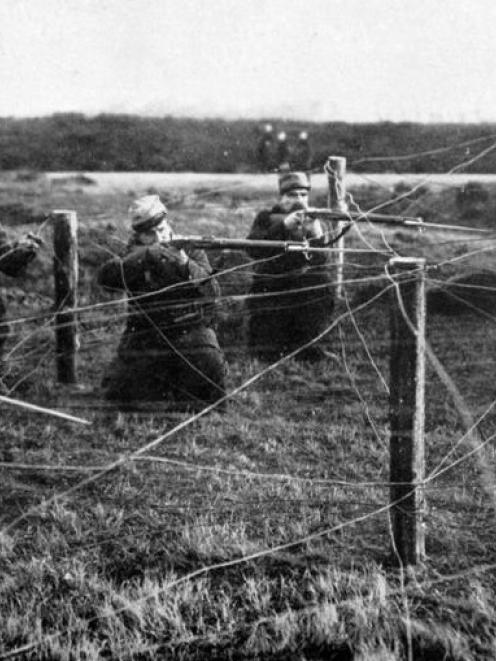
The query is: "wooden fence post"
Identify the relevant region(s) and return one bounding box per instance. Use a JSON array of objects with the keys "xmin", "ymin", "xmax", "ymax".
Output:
[
  {"xmin": 52, "ymin": 210, "xmax": 79, "ymax": 384},
  {"xmin": 326, "ymin": 156, "xmax": 347, "ymax": 299},
  {"xmin": 389, "ymin": 256, "xmax": 426, "ymax": 565}
]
